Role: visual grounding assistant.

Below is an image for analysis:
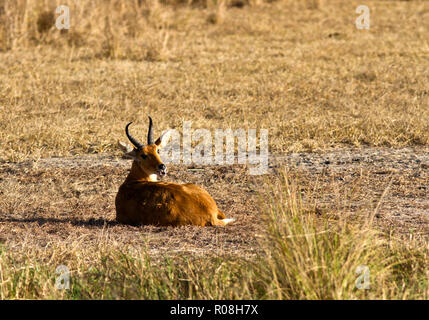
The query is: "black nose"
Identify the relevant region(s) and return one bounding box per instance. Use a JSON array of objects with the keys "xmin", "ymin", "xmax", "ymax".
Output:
[{"xmin": 158, "ymin": 164, "xmax": 166, "ymax": 170}]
